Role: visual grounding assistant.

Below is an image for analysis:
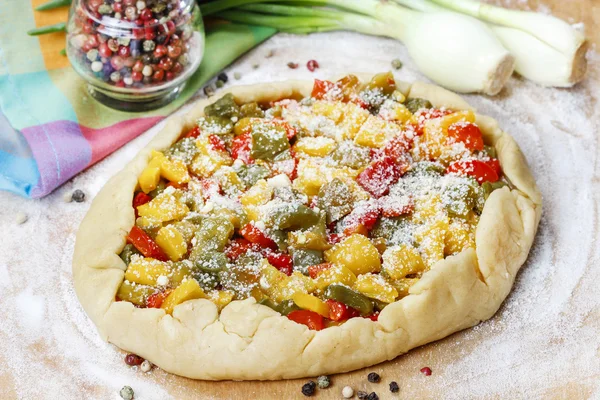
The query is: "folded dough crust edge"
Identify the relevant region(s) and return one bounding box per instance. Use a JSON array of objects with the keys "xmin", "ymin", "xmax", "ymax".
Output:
[{"xmin": 72, "ymin": 78, "xmax": 542, "ymax": 380}]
